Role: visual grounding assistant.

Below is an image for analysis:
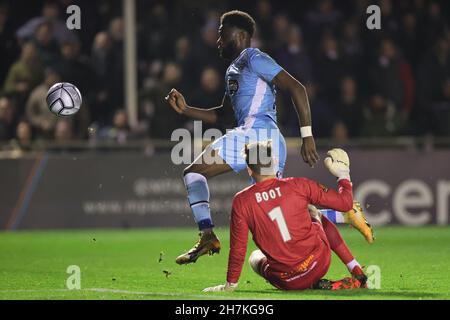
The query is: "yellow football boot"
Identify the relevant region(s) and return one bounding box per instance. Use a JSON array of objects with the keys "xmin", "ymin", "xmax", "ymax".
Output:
[
  {"xmin": 344, "ymin": 201, "xmax": 375, "ymax": 244},
  {"xmin": 175, "ymin": 231, "xmax": 221, "ymax": 264}
]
